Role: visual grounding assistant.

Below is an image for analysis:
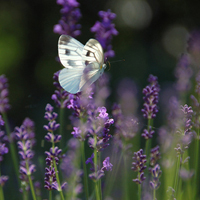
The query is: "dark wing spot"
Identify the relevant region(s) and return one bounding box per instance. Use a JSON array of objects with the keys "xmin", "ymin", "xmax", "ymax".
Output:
[
  {"xmin": 86, "ymin": 51, "xmax": 92, "ymax": 56},
  {"xmin": 65, "ymin": 49, "xmax": 70, "ymax": 55}
]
